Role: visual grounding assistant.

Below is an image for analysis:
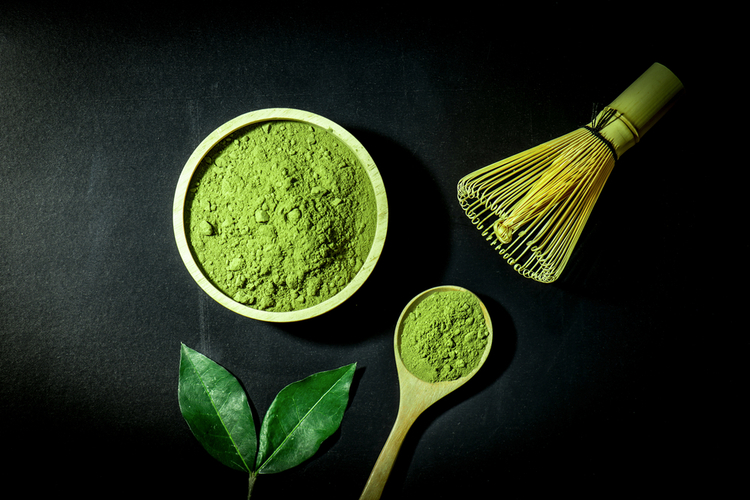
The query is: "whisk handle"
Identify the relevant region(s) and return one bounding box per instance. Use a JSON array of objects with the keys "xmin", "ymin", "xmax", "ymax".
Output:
[{"xmin": 596, "ymin": 62, "xmax": 684, "ymax": 157}]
